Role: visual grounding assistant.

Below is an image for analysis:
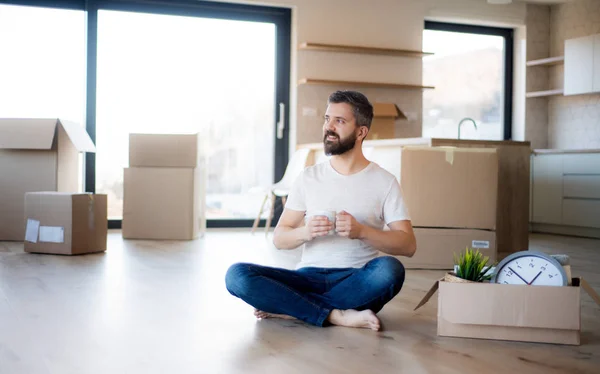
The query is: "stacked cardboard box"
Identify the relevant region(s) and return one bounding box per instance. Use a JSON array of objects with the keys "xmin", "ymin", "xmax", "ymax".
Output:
[
  {"xmin": 24, "ymin": 192, "xmax": 107, "ymax": 255},
  {"xmin": 399, "ymin": 147, "xmax": 498, "ymax": 269},
  {"xmin": 122, "ymin": 134, "xmax": 206, "ymax": 240},
  {"xmin": 0, "ymin": 119, "xmax": 96, "ymax": 241}
]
